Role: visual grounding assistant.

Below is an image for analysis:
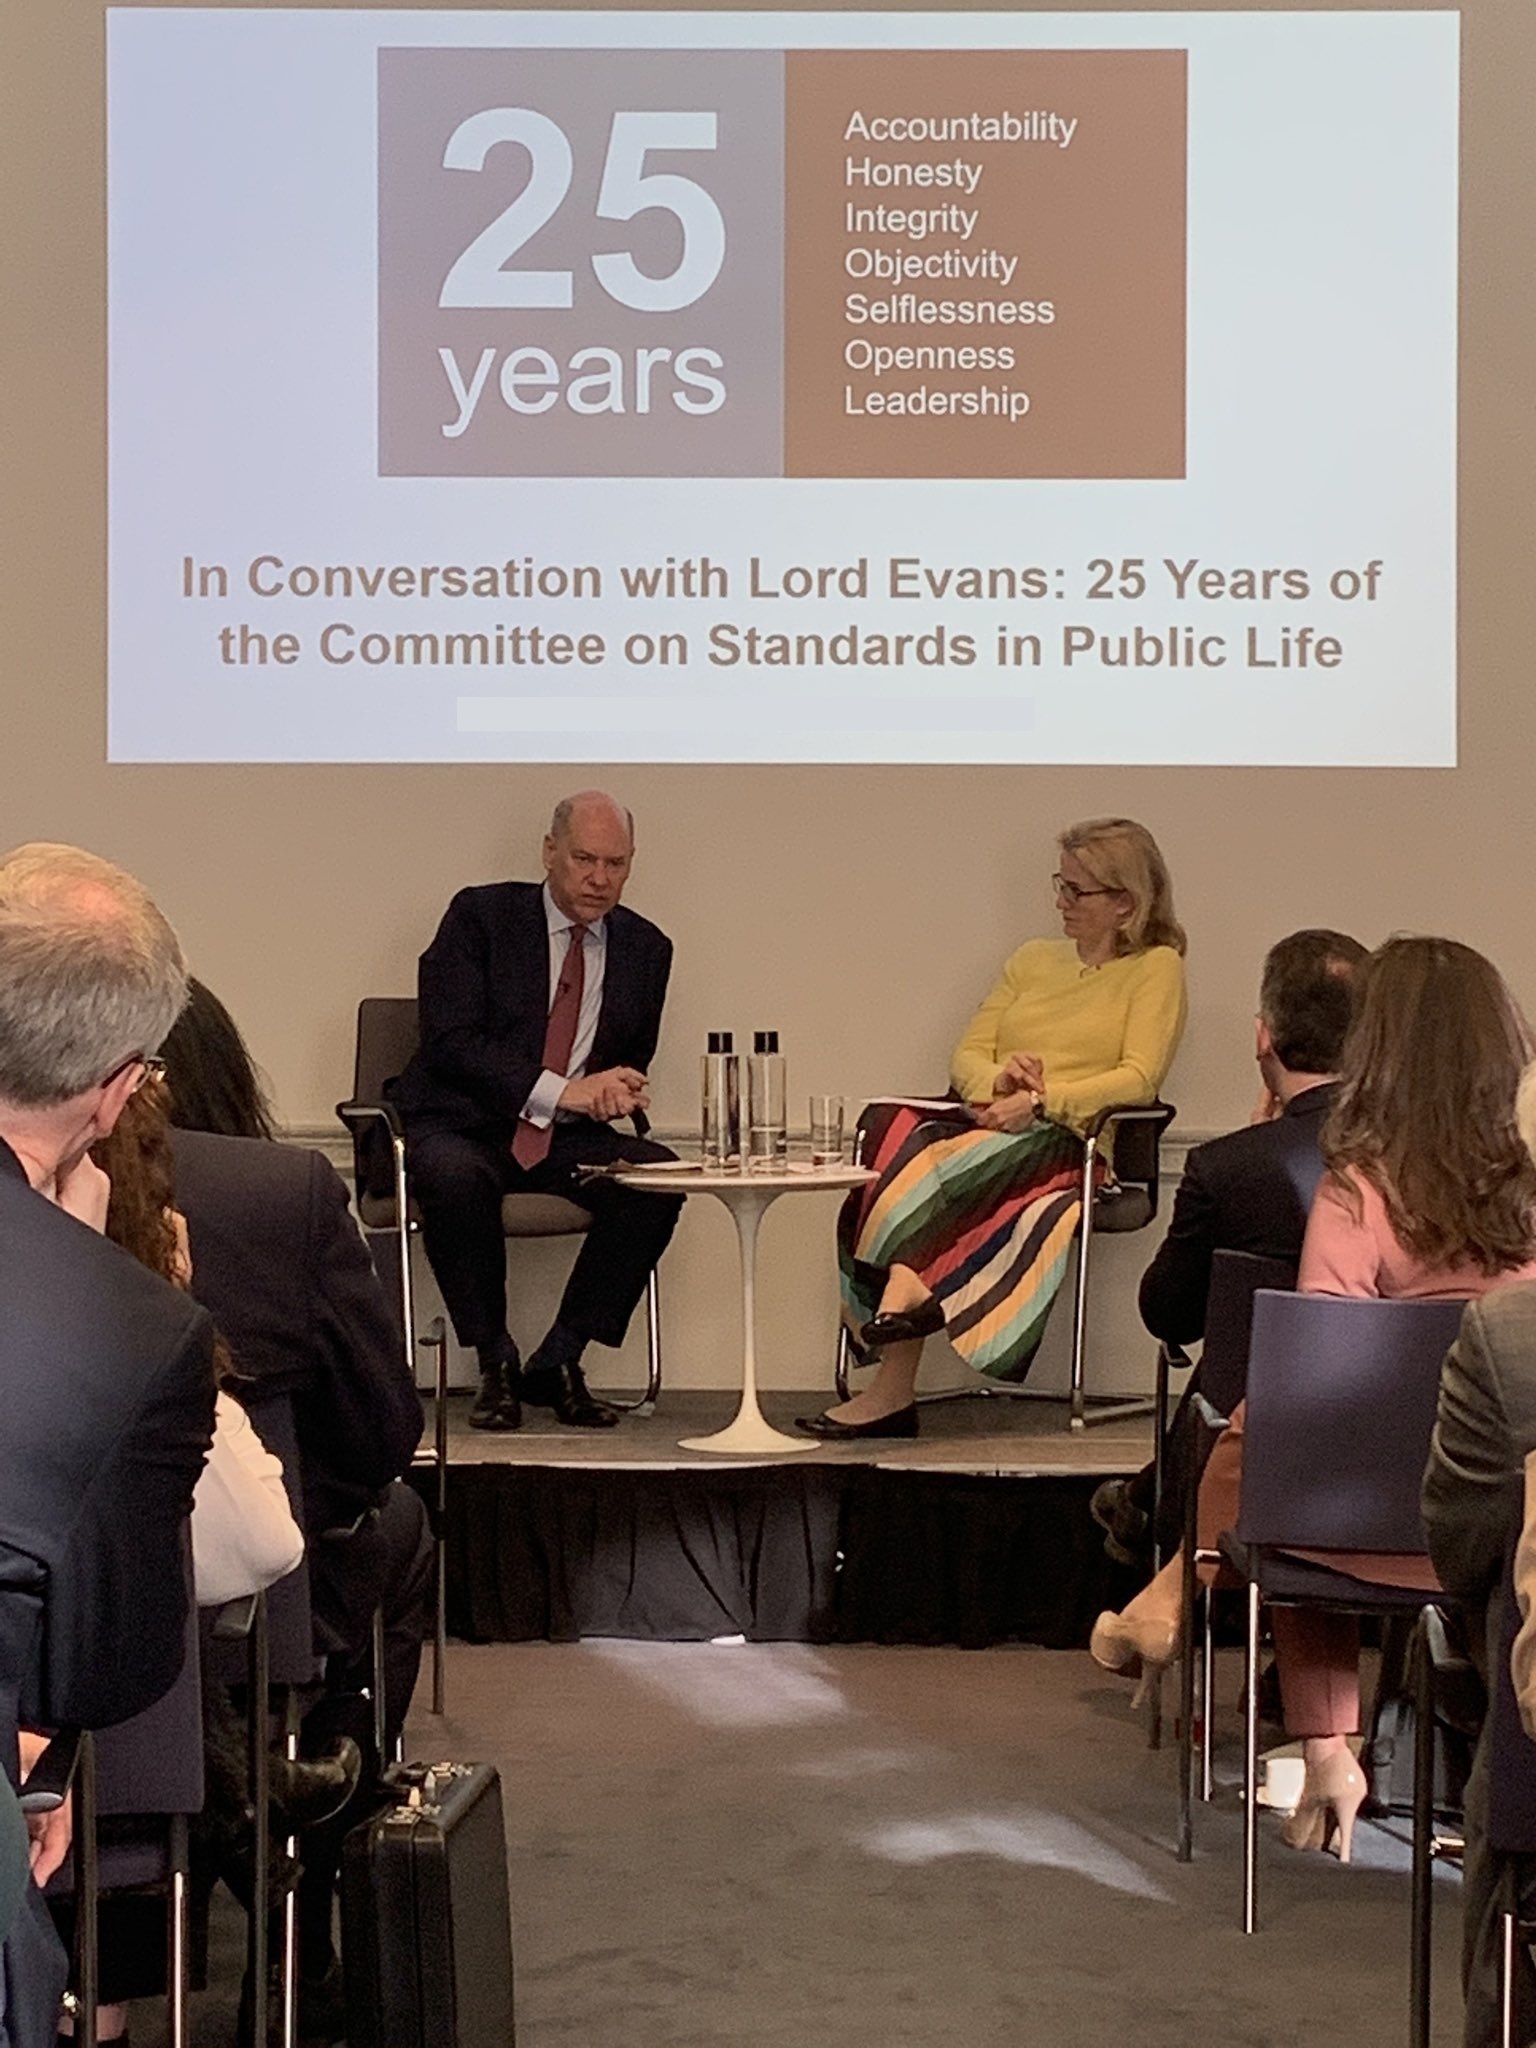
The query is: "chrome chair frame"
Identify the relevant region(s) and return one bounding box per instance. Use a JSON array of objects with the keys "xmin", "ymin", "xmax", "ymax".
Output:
[
  {"xmin": 1216, "ymin": 1290, "xmax": 1465, "ymax": 1933},
  {"xmin": 42, "ymin": 1590, "xmax": 210, "ymax": 2048}
]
